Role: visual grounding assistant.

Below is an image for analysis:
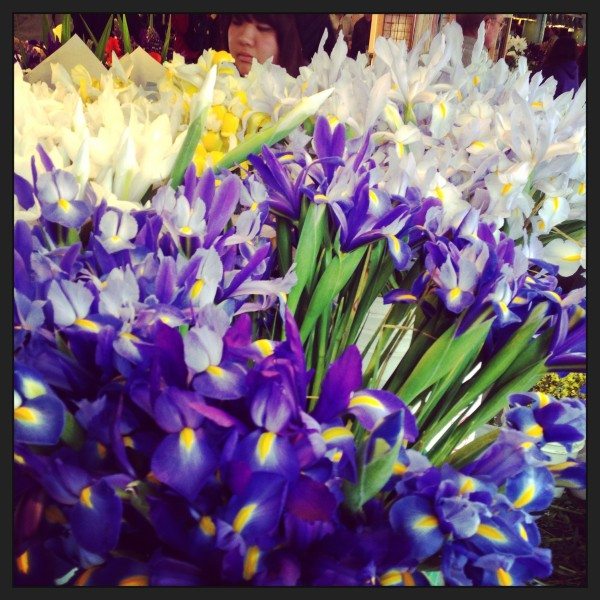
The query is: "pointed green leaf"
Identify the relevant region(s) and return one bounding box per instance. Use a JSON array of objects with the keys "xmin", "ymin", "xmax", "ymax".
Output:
[
  {"xmin": 299, "ymin": 246, "xmax": 367, "ymax": 343},
  {"xmin": 42, "ymin": 14, "xmax": 51, "ymax": 45},
  {"xmin": 60, "ymin": 412, "xmax": 84, "ymax": 450},
  {"xmin": 447, "ymin": 427, "xmax": 501, "ymax": 469},
  {"xmin": 344, "ymin": 435, "xmax": 403, "ymax": 512},
  {"xmin": 286, "ymin": 202, "xmax": 326, "ymax": 314},
  {"xmin": 121, "ymin": 14, "xmax": 132, "ymax": 54},
  {"xmin": 95, "ymin": 14, "xmax": 114, "ymax": 61},
  {"xmin": 398, "ymin": 317, "xmax": 494, "ymax": 404},
  {"xmin": 60, "ymin": 14, "xmax": 72, "ymax": 43},
  {"xmin": 215, "ymin": 88, "xmax": 334, "ymax": 171}
]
